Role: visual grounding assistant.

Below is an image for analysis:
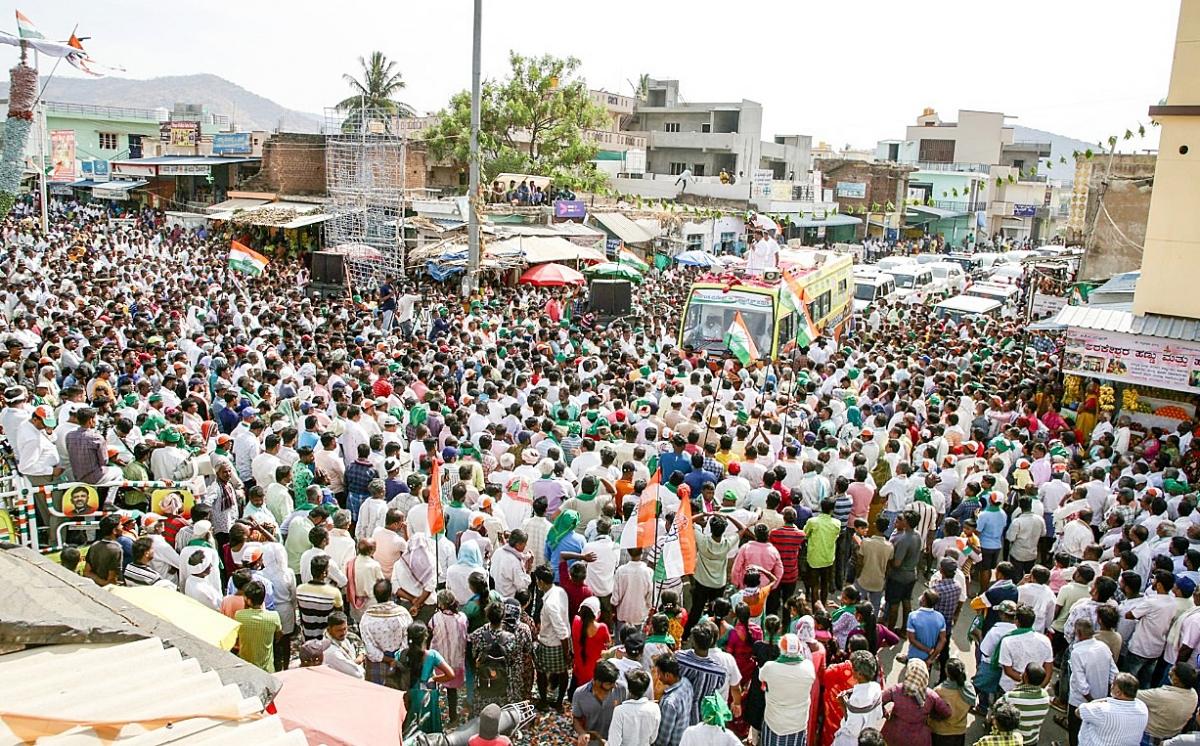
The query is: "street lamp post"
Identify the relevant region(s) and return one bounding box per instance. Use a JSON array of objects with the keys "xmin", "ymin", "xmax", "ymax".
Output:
[{"xmin": 464, "ymin": 0, "xmax": 483, "ymax": 295}]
